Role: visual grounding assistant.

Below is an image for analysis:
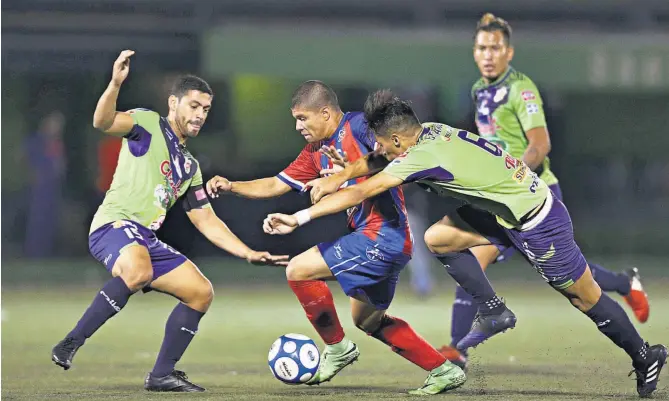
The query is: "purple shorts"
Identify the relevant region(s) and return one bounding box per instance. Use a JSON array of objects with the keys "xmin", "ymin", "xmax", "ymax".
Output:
[
  {"xmin": 88, "ymin": 220, "xmax": 187, "ymax": 282},
  {"xmin": 457, "ymin": 183, "xmax": 562, "ymax": 262},
  {"xmin": 318, "ymin": 232, "xmax": 410, "ymax": 310},
  {"xmin": 457, "ymin": 184, "xmax": 587, "ymax": 288}
]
